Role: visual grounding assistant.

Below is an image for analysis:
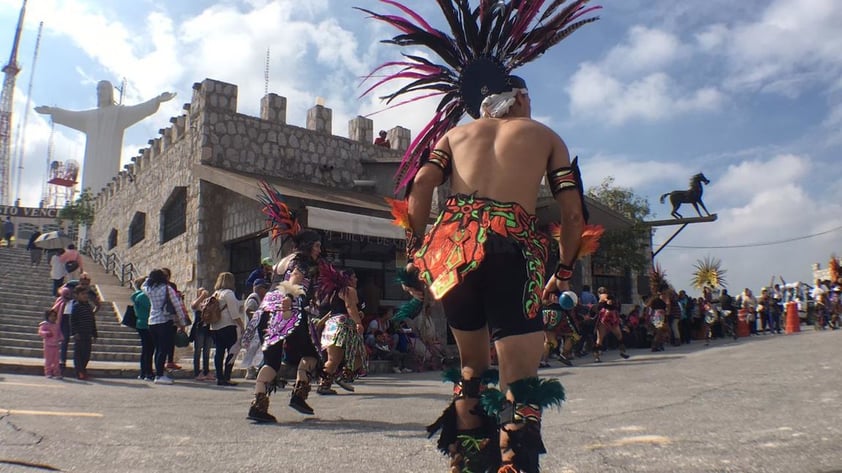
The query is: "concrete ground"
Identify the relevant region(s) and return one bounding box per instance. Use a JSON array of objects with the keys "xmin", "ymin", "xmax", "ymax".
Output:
[{"xmin": 1, "ymin": 329, "xmax": 841, "ymax": 473}]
